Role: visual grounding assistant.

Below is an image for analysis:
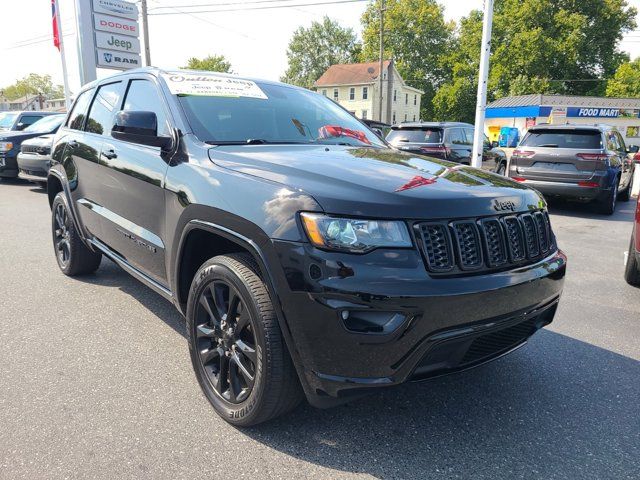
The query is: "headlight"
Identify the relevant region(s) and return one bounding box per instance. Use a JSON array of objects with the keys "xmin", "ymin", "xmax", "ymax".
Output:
[
  {"xmin": 0, "ymin": 142, "xmax": 13, "ymax": 152},
  {"xmin": 300, "ymin": 212, "xmax": 412, "ymax": 253}
]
